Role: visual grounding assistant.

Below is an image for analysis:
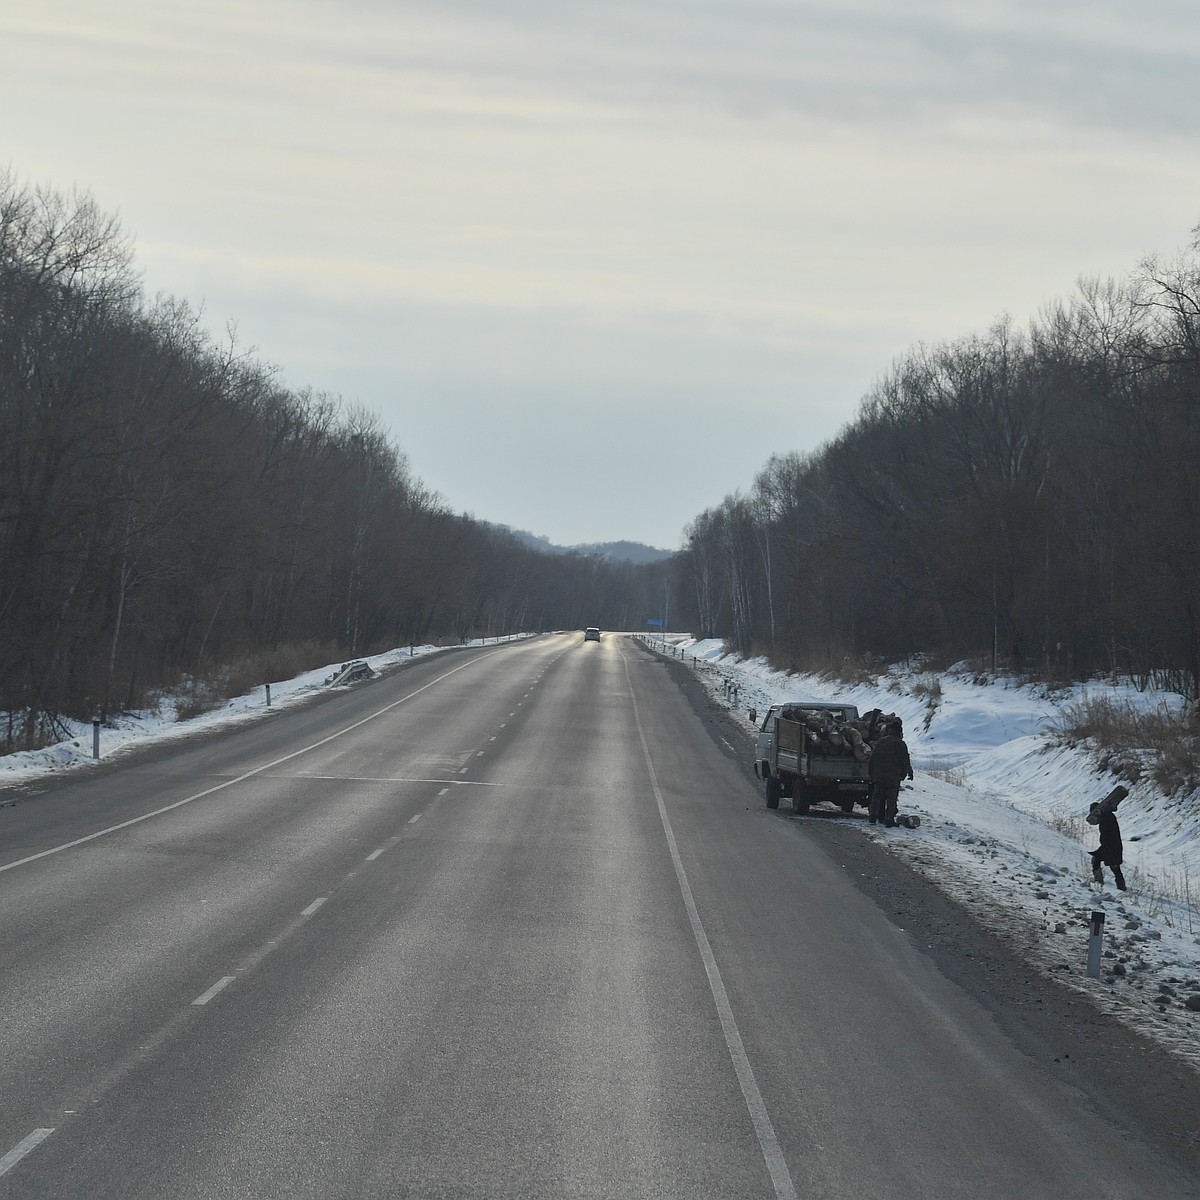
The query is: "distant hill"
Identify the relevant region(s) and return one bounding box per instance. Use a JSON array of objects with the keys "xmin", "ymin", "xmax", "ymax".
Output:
[{"xmin": 494, "ymin": 526, "xmax": 676, "ymax": 564}]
